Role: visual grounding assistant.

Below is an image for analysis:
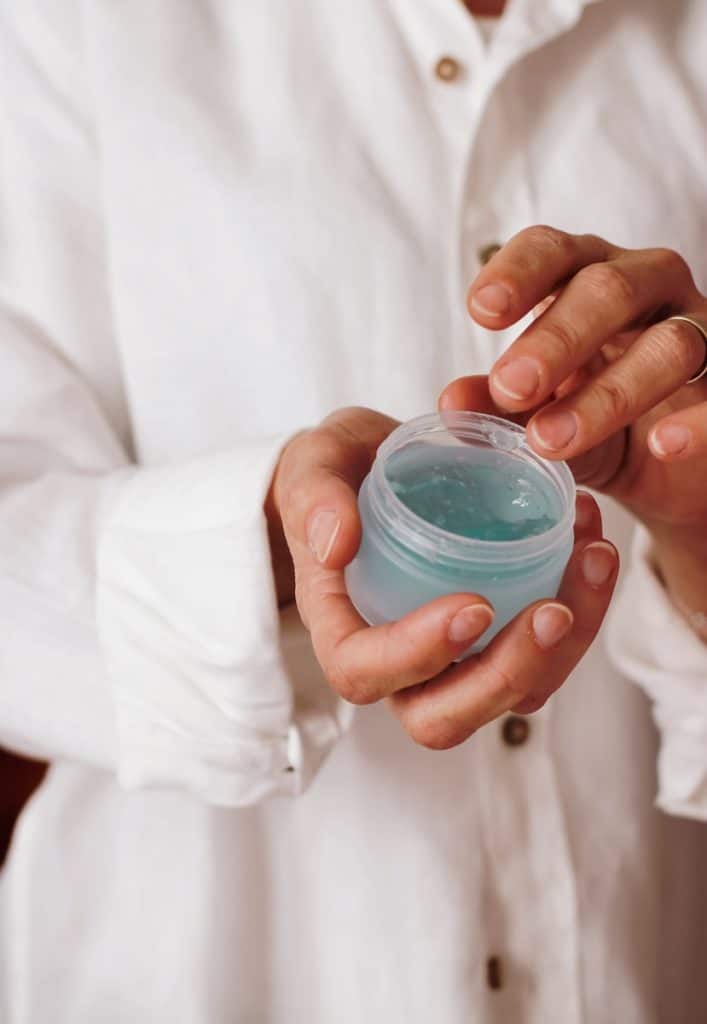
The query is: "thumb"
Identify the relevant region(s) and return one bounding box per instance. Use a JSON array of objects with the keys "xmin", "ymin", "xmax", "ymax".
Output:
[{"xmin": 275, "ymin": 406, "xmax": 399, "ymax": 572}]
